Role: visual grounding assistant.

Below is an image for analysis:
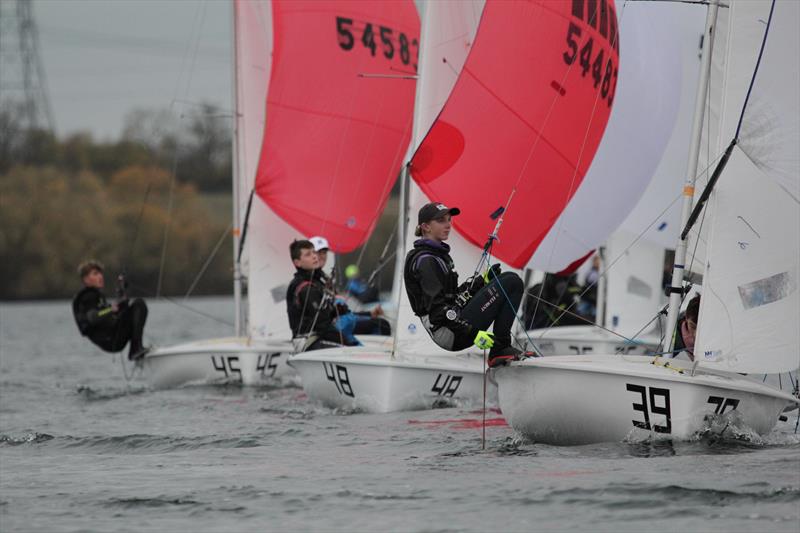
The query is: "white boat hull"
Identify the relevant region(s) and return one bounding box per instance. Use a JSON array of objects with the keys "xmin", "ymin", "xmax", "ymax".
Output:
[
  {"xmin": 518, "ymin": 325, "xmax": 659, "ymax": 356},
  {"xmin": 142, "ymin": 337, "xmax": 295, "ymax": 388},
  {"xmin": 494, "ymin": 355, "xmax": 798, "ymax": 445},
  {"xmin": 290, "ymin": 347, "xmax": 494, "ymax": 413}
]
